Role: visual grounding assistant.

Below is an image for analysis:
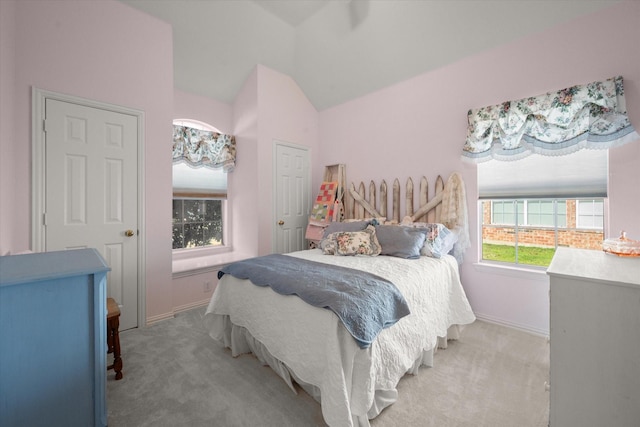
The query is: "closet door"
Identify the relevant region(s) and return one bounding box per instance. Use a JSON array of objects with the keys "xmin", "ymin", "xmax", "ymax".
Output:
[
  {"xmin": 44, "ymin": 98, "xmax": 139, "ymax": 330},
  {"xmin": 274, "ymin": 141, "xmax": 309, "ymax": 253}
]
